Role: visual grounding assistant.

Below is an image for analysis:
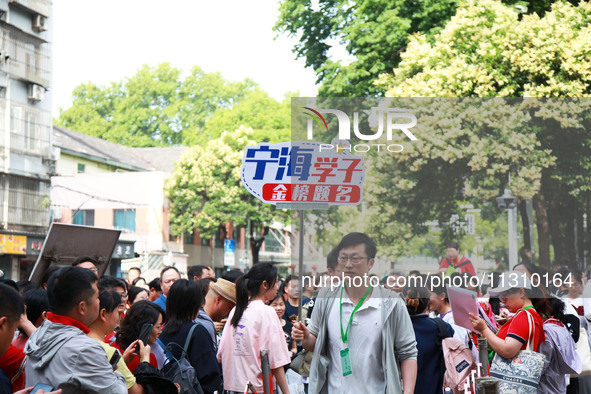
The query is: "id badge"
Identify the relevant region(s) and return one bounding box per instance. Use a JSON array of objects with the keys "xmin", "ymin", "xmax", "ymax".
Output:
[{"xmin": 340, "ymin": 347, "xmax": 352, "ymax": 376}]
